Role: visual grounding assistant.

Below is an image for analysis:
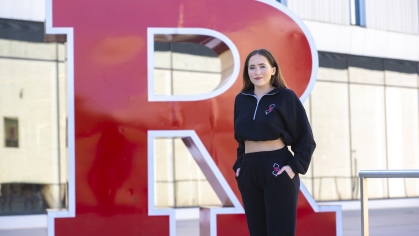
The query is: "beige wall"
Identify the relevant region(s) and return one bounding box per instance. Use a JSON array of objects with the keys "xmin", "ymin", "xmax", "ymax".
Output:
[
  {"xmin": 0, "ymin": 39, "xmax": 67, "ymax": 184},
  {"xmin": 153, "ymin": 51, "xmax": 221, "ymax": 95}
]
